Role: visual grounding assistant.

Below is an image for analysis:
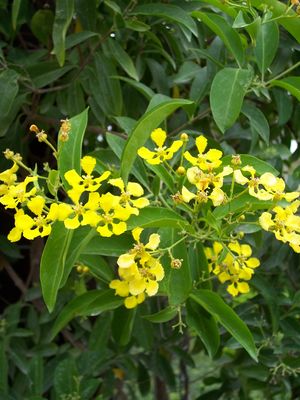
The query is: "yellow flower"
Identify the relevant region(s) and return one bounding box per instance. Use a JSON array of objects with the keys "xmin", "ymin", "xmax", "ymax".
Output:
[
  {"xmin": 184, "ymin": 135, "xmax": 222, "ymax": 170},
  {"xmin": 7, "ymin": 196, "xmax": 55, "ymax": 241},
  {"xmin": 110, "ymin": 228, "xmax": 164, "ymax": 308},
  {"xmin": 0, "ymin": 162, "xmax": 19, "ymax": 196},
  {"xmin": 96, "ymin": 193, "xmax": 131, "ymax": 237},
  {"xmin": 138, "ymin": 128, "xmax": 182, "ymax": 165},
  {"xmin": 61, "ymin": 192, "xmax": 102, "ymax": 230},
  {"xmin": 205, "ymin": 241, "xmax": 259, "ymax": 297},
  {"xmin": 233, "ymin": 167, "xmax": 294, "ymax": 201},
  {"xmin": 64, "ymin": 156, "xmax": 110, "ymax": 203},
  {"xmin": 259, "ymin": 200, "xmax": 300, "ymax": 253},
  {"xmin": 109, "ymin": 177, "xmax": 149, "ymax": 215},
  {"xmin": 0, "ymin": 176, "xmax": 37, "ymax": 209}
]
